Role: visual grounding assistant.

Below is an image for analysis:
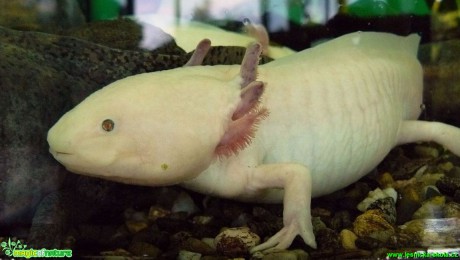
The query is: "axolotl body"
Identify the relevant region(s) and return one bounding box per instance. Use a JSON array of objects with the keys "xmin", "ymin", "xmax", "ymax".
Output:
[{"xmin": 47, "ymin": 32, "xmax": 460, "ymax": 252}]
